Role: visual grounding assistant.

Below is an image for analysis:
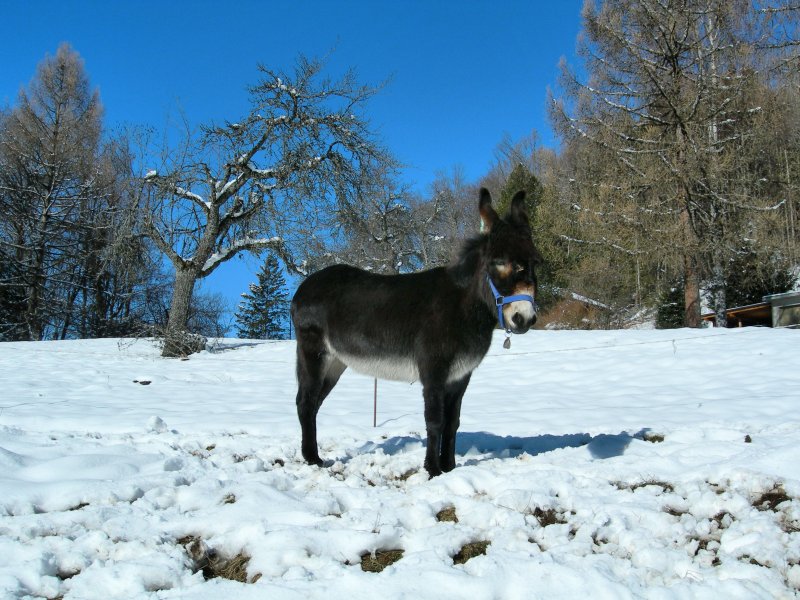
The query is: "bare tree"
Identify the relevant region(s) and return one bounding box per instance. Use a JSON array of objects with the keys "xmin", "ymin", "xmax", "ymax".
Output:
[
  {"xmin": 422, "ymin": 166, "xmax": 480, "ymax": 265},
  {"xmin": 322, "ymin": 168, "xmax": 457, "ymax": 275},
  {"xmin": 141, "ymin": 56, "xmax": 392, "ymax": 356}
]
